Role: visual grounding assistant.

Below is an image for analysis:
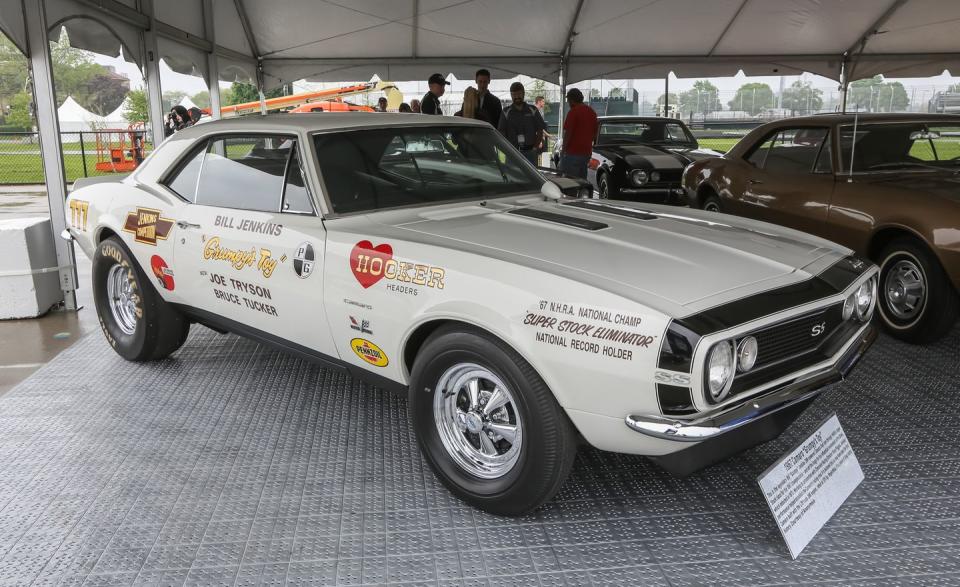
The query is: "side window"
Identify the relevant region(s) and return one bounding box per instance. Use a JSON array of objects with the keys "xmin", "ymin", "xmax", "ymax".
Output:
[
  {"xmin": 165, "ymin": 142, "xmax": 207, "ymax": 202},
  {"xmin": 746, "ymin": 133, "xmax": 775, "ymax": 167},
  {"xmin": 282, "ymin": 148, "xmax": 314, "ymax": 214},
  {"xmin": 665, "ymin": 123, "xmax": 688, "ymax": 142},
  {"xmin": 814, "ymin": 132, "xmax": 833, "ymax": 173},
  {"xmin": 195, "ymin": 135, "xmax": 292, "ymax": 212},
  {"xmin": 763, "ymin": 128, "xmax": 828, "ymax": 174}
]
